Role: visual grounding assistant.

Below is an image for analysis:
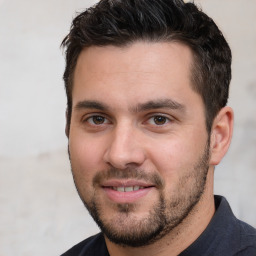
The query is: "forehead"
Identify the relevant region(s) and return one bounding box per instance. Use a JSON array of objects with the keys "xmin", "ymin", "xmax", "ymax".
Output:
[{"xmin": 72, "ymin": 41, "xmax": 200, "ymax": 109}]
